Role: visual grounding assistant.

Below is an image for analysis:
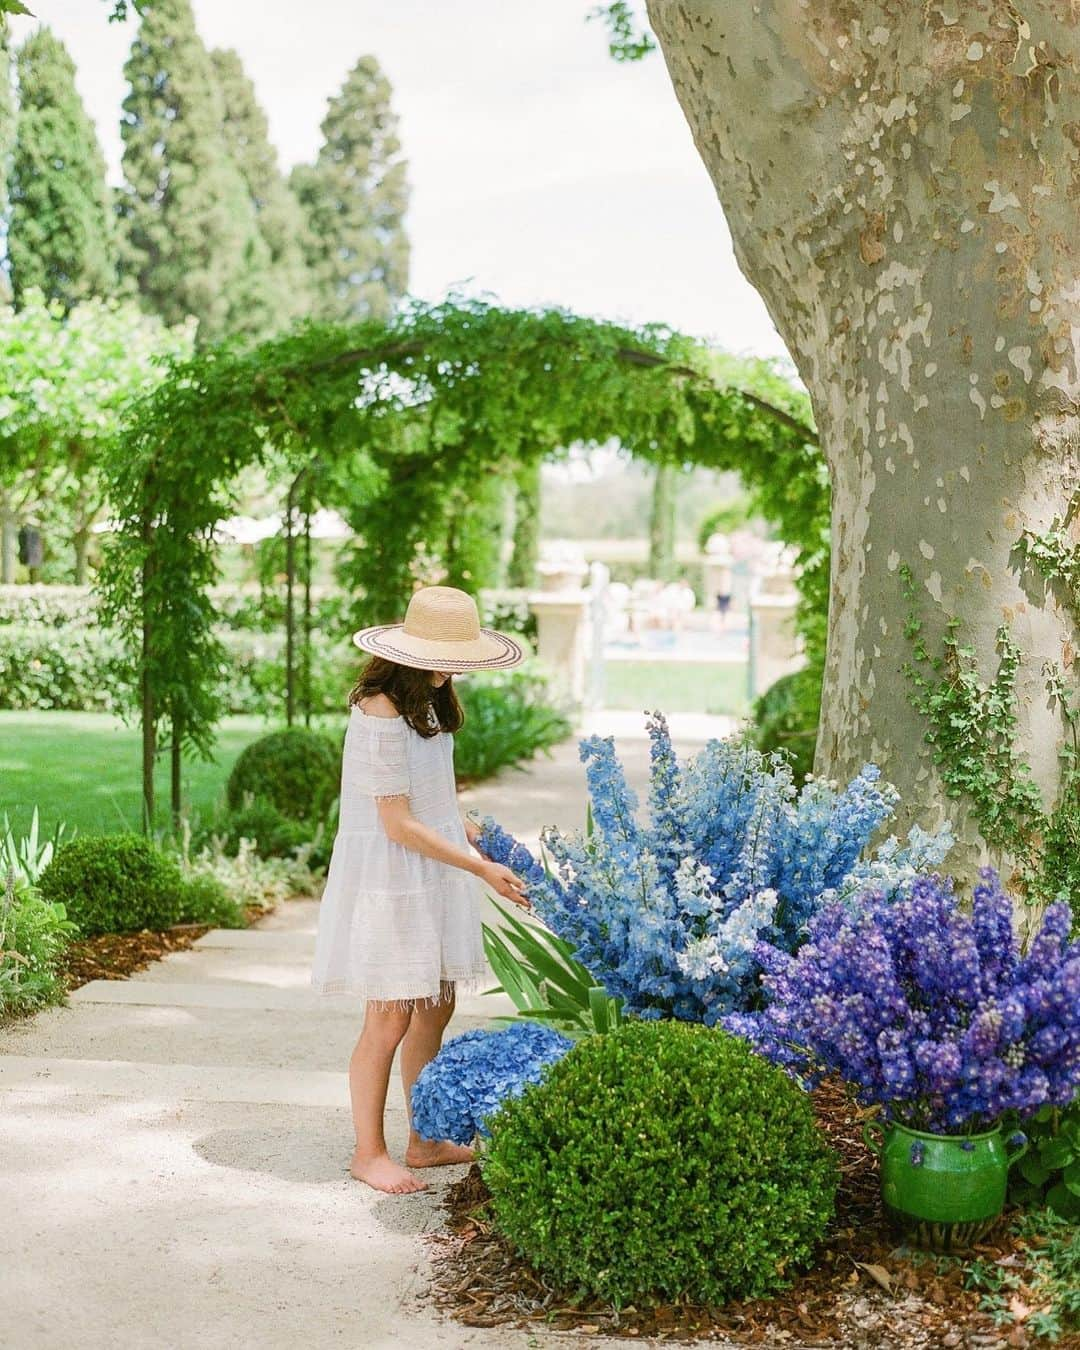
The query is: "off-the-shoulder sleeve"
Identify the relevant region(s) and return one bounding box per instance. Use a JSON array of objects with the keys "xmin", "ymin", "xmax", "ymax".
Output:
[{"xmin": 349, "ymin": 718, "xmax": 411, "ymax": 799}]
